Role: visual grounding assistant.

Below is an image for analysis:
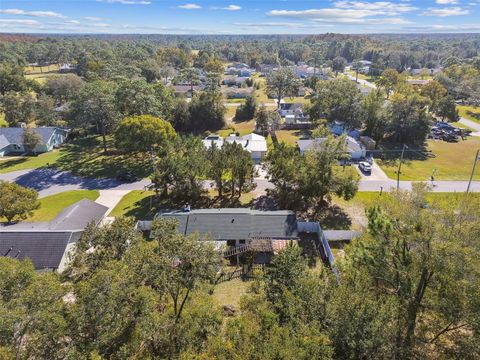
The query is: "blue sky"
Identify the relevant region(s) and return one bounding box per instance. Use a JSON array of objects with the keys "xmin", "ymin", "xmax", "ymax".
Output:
[{"xmin": 1, "ymin": 0, "xmax": 480, "ymax": 34}]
